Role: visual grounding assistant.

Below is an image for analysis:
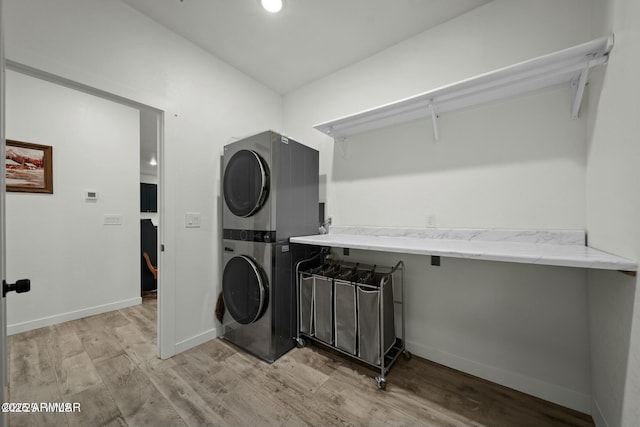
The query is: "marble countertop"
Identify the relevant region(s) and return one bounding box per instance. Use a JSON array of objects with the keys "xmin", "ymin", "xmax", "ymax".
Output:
[{"xmin": 290, "ymin": 227, "xmax": 637, "ymax": 271}]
